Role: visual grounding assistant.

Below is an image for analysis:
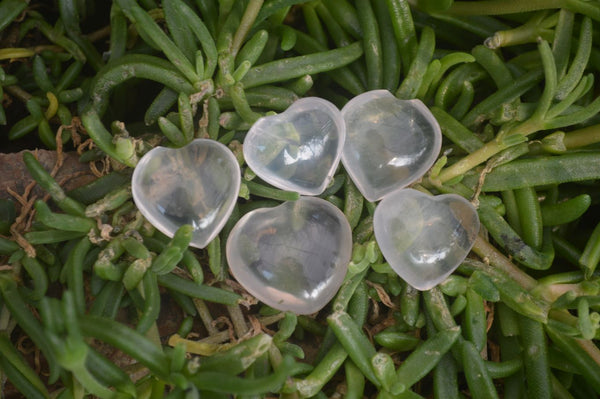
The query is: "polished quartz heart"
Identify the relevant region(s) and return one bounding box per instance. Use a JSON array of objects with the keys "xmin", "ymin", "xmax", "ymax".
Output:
[
  {"xmin": 341, "ymin": 90, "xmax": 442, "ymax": 202},
  {"xmin": 132, "ymin": 139, "xmax": 240, "ymax": 249},
  {"xmin": 374, "ymin": 189, "xmax": 479, "ymax": 290},
  {"xmin": 243, "ymin": 97, "xmax": 345, "ymax": 195},
  {"xmin": 226, "ymin": 197, "xmax": 352, "ymax": 314}
]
